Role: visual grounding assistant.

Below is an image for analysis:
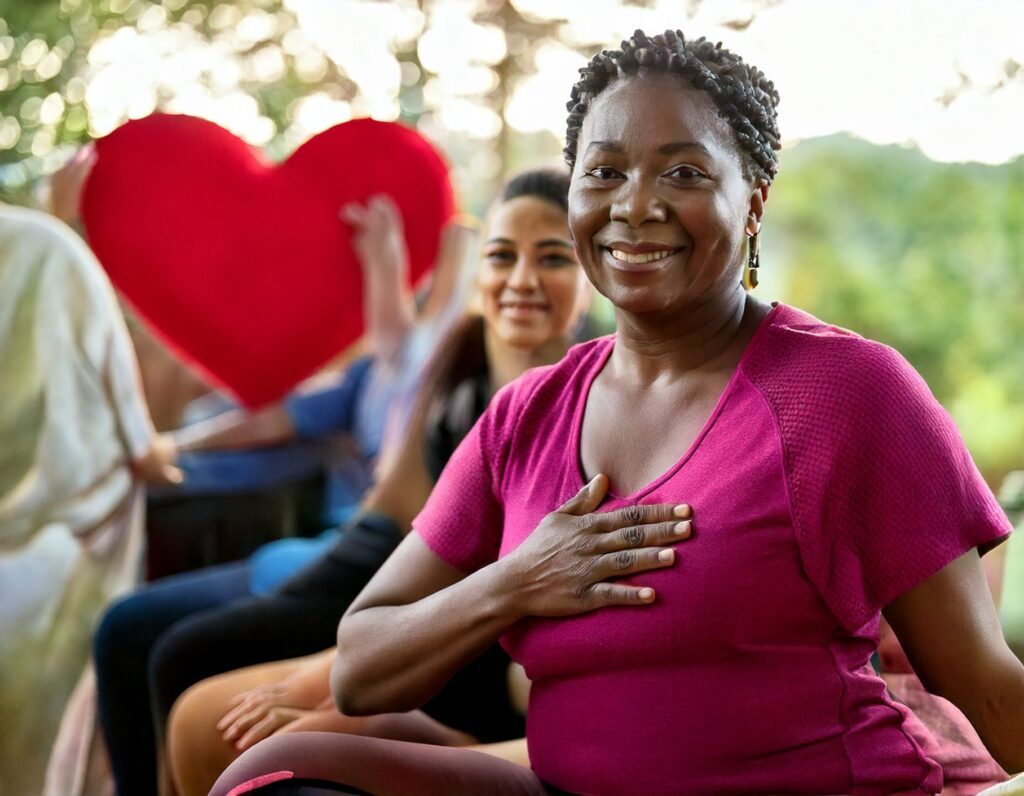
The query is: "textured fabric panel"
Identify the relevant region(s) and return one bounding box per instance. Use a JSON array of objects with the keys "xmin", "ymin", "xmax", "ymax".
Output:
[{"xmin": 741, "ymin": 304, "xmax": 1011, "ymax": 632}]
